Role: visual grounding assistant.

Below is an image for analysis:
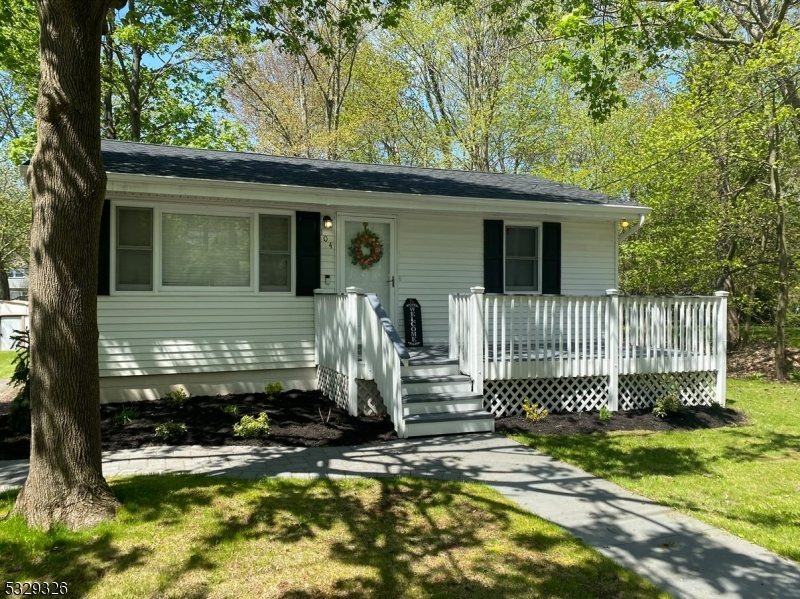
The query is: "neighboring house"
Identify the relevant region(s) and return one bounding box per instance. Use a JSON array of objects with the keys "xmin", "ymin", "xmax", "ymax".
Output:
[
  {"xmin": 6, "ymin": 268, "xmax": 28, "ymax": 301},
  {"xmin": 25, "ymin": 140, "xmax": 729, "ymax": 437},
  {"xmin": 0, "ymin": 300, "xmax": 28, "ymax": 351}
]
